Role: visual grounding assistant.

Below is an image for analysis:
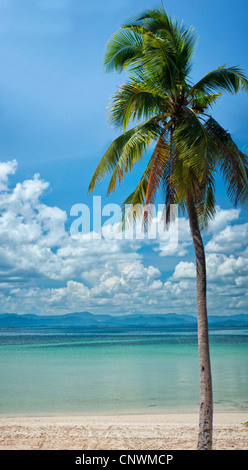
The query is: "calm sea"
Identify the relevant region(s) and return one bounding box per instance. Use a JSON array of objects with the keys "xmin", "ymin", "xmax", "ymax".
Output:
[{"xmin": 0, "ymin": 326, "xmax": 247, "ymax": 416}]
